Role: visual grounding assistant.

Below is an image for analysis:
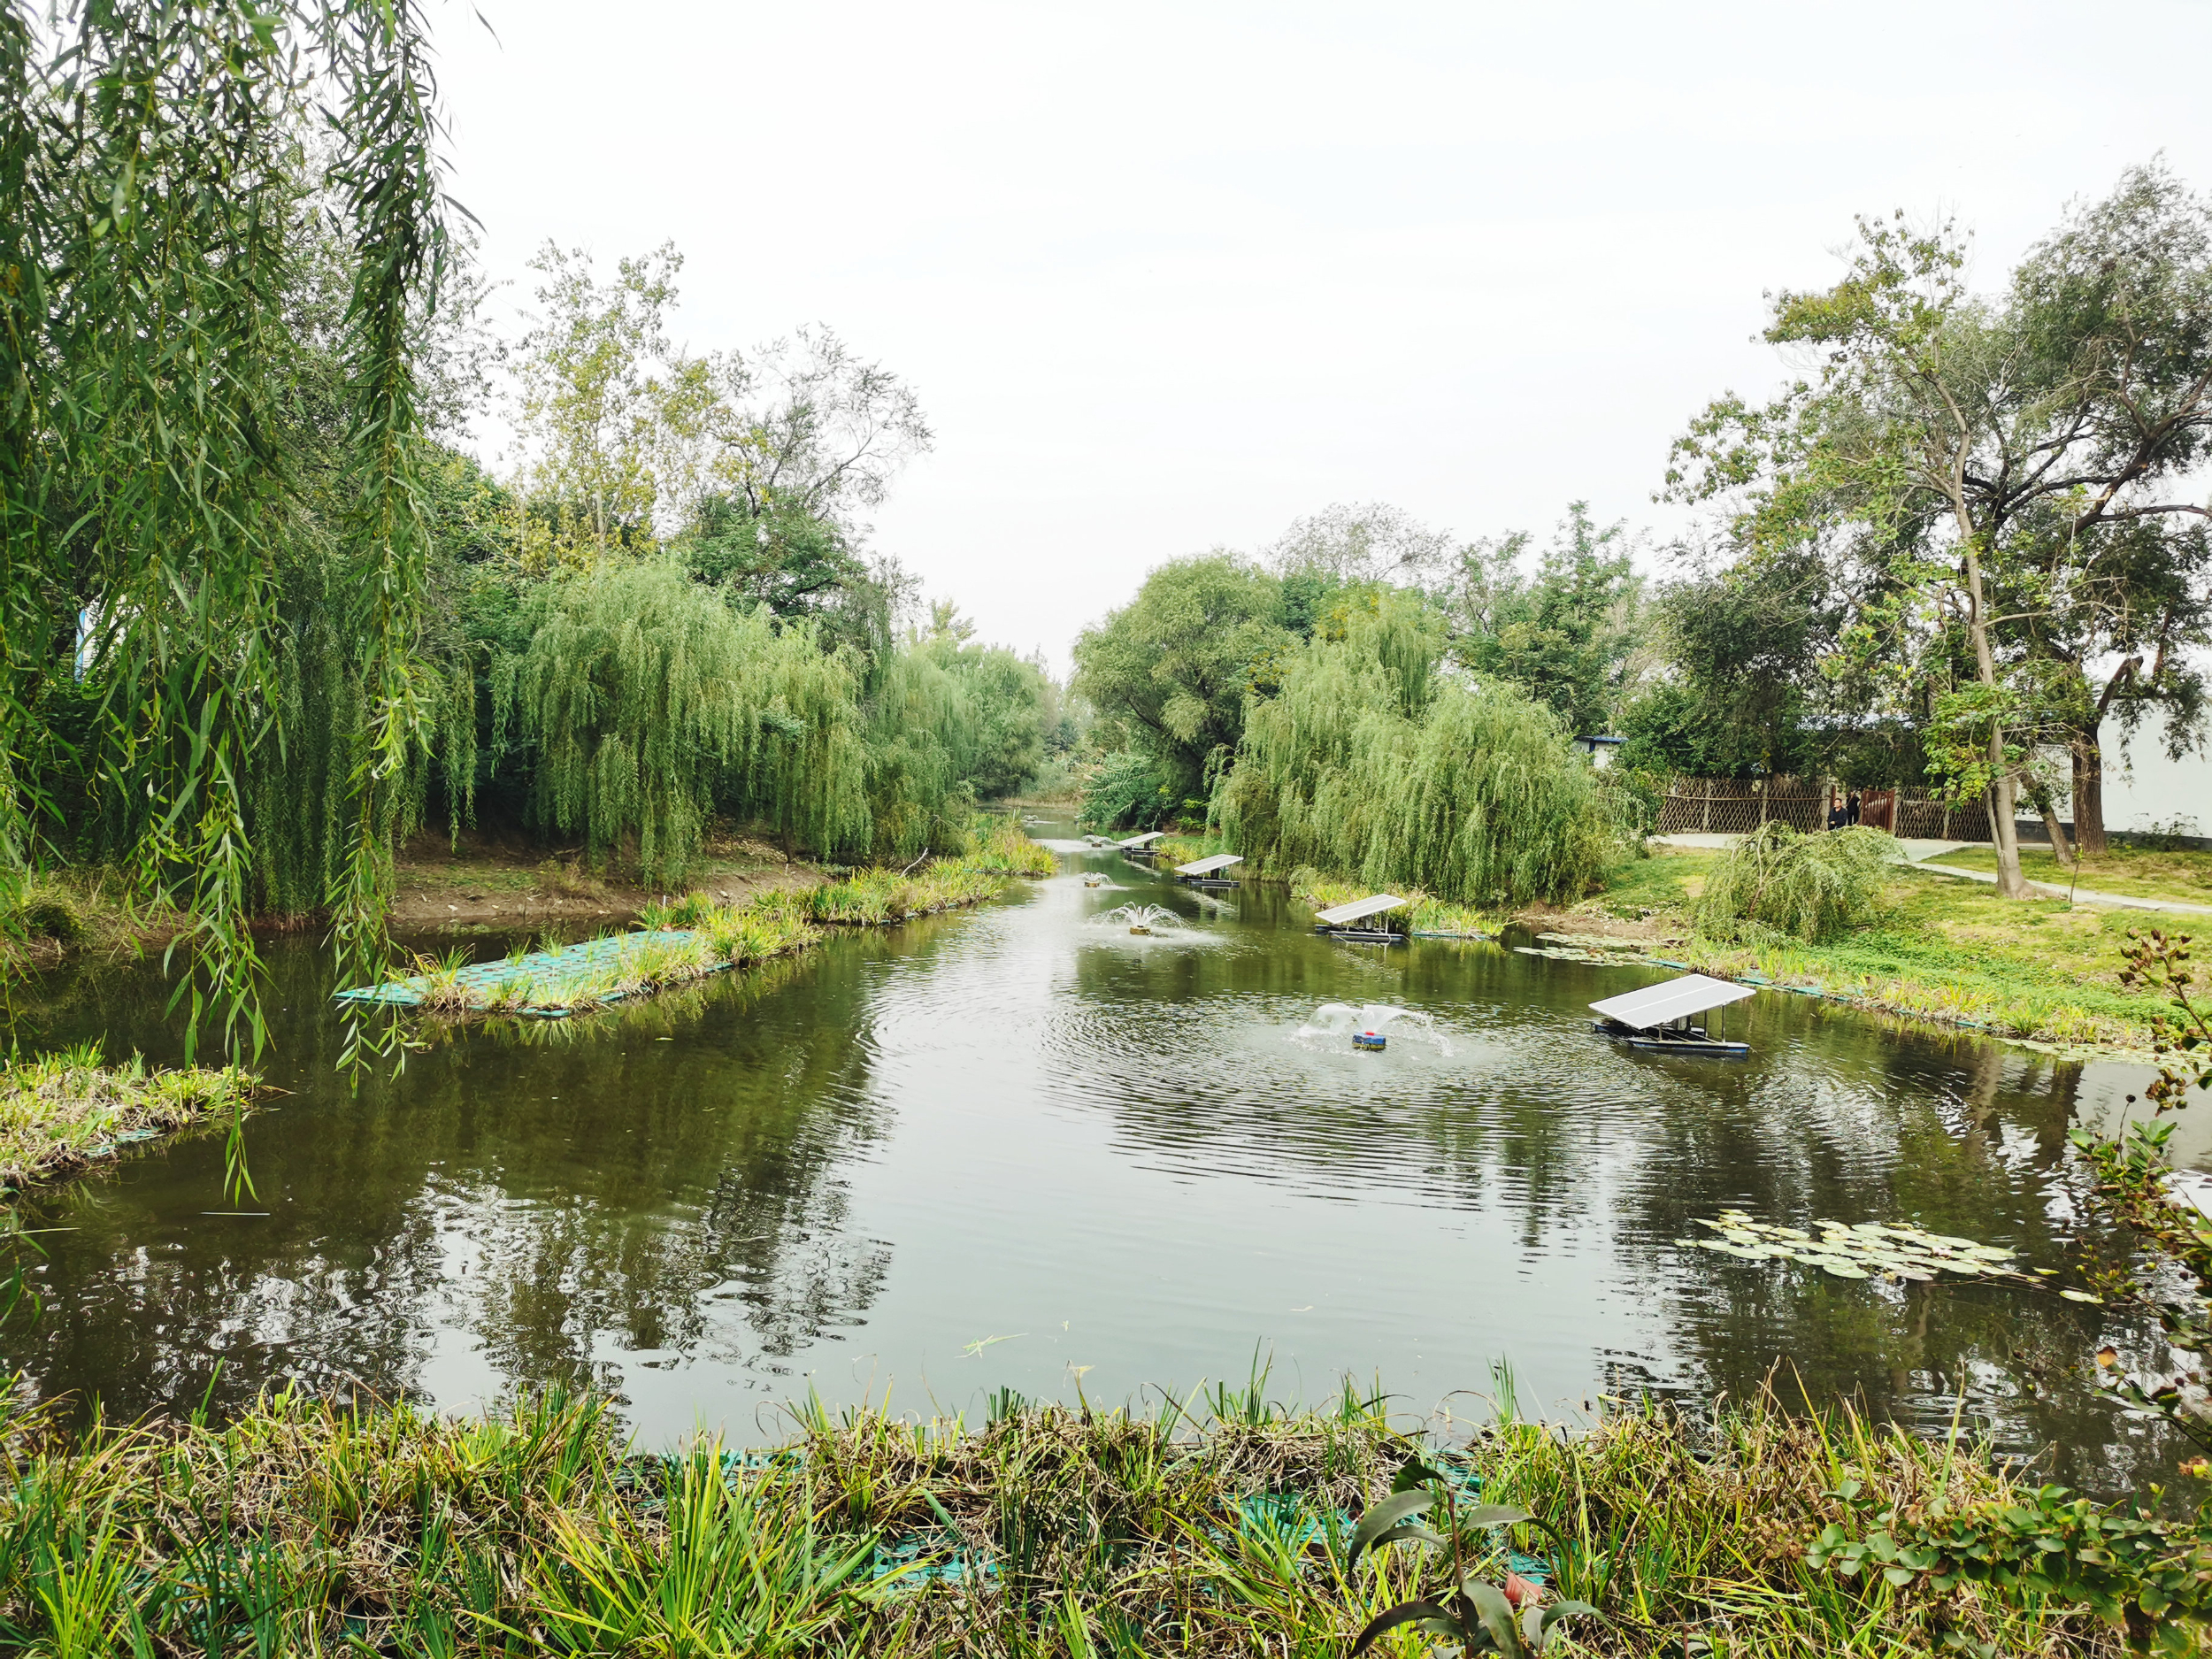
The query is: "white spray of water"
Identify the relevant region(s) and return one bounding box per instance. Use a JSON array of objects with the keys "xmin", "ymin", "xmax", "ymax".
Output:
[
  {"xmin": 1294, "ymin": 1002, "xmax": 1451, "ymax": 1053},
  {"xmin": 1097, "ymin": 903, "xmax": 1184, "ymax": 934}
]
